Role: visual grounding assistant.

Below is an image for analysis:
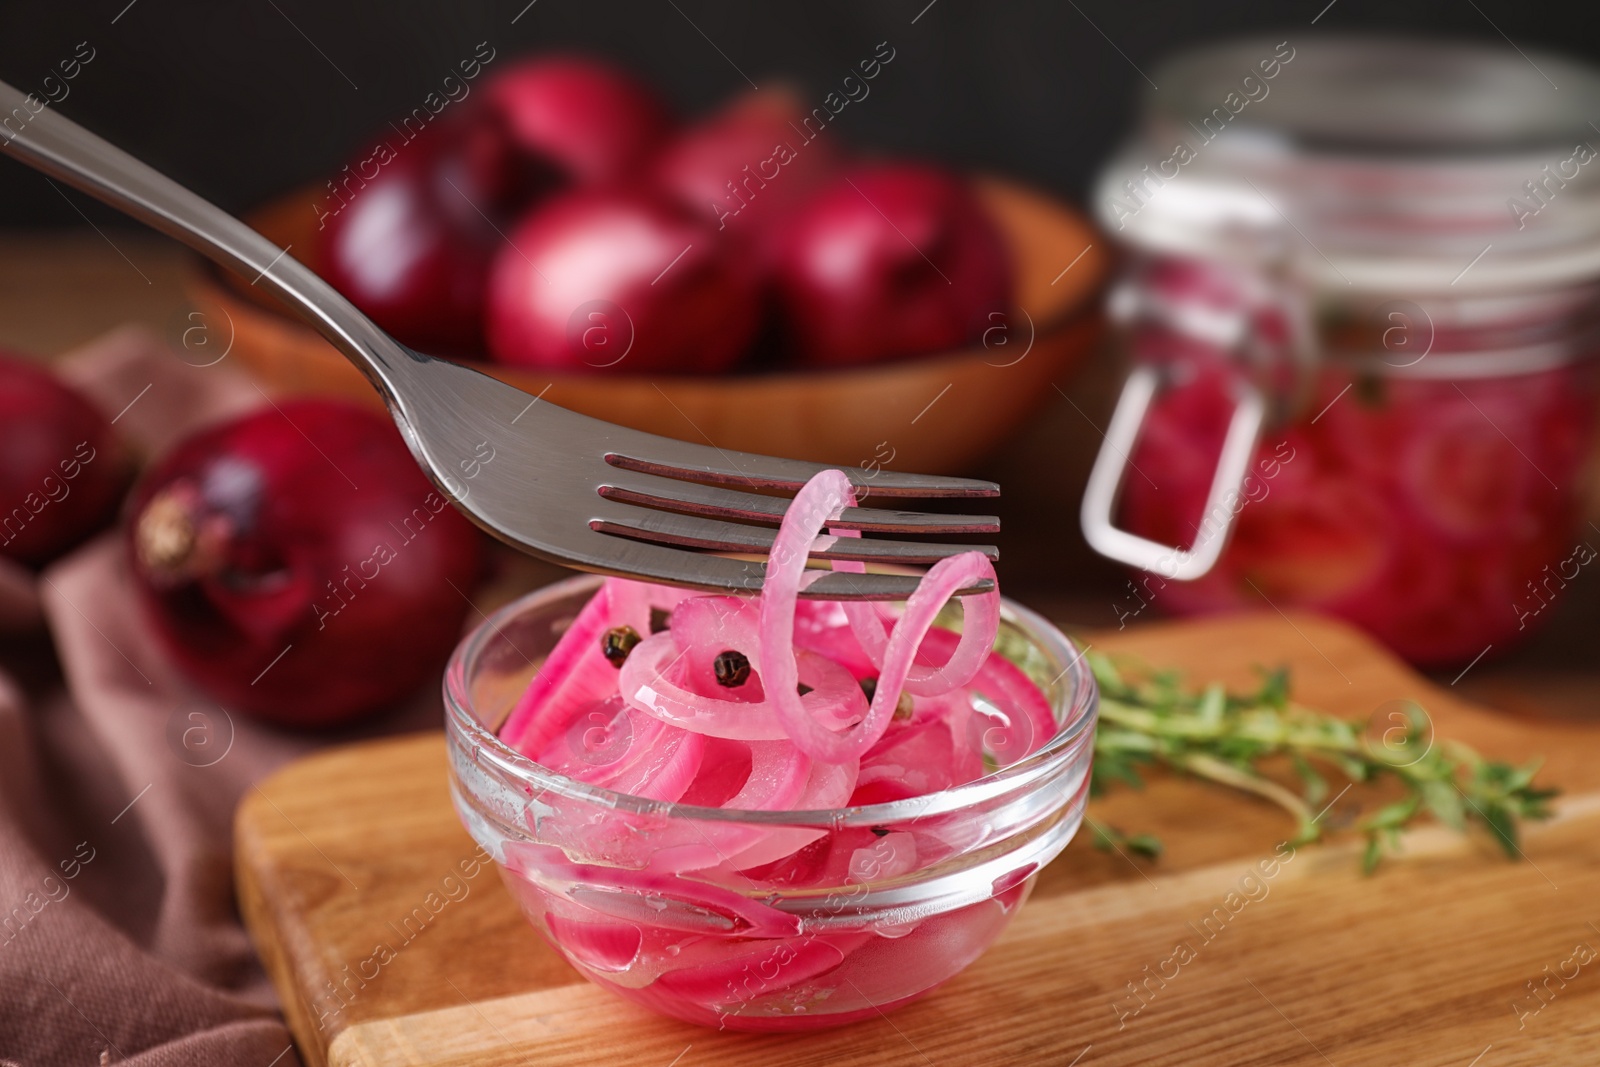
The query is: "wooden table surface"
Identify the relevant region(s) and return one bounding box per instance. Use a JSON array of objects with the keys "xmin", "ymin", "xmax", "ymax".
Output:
[{"xmin": 7, "ymin": 231, "xmax": 1597, "ymax": 725}]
